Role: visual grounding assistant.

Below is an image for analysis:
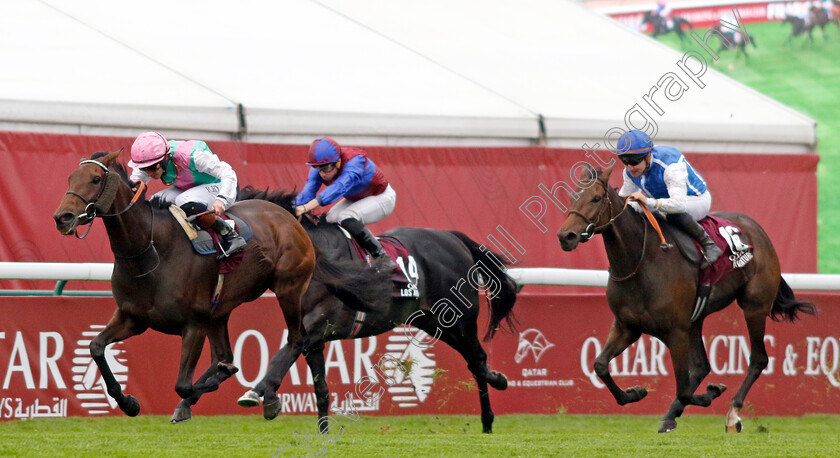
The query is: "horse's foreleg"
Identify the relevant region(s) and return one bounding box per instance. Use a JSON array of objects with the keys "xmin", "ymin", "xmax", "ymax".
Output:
[
  {"xmin": 89, "ymin": 311, "xmax": 146, "ymax": 417},
  {"xmin": 170, "ymin": 326, "xmax": 206, "ymax": 422},
  {"xmin": 659, "ymin": 326, "xmax": 721, "ymax": 433},
  {"xmin": 594, "ymin": 321, "xmax": 645, "ymax": 405},
  {"xmin": 303, "ymin": 343, "xmax": 330, "ymax": 433},
  {"xmin": 670, "ymin": 329, "xmax": 727, "ymax": 420},
  {"xmin": 172, "ymin": 320, "xmax": 238, "ymax": 423},
  {"xmin": 726, "ymin": 308, "xmax": 770, "ymax": 433}
]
